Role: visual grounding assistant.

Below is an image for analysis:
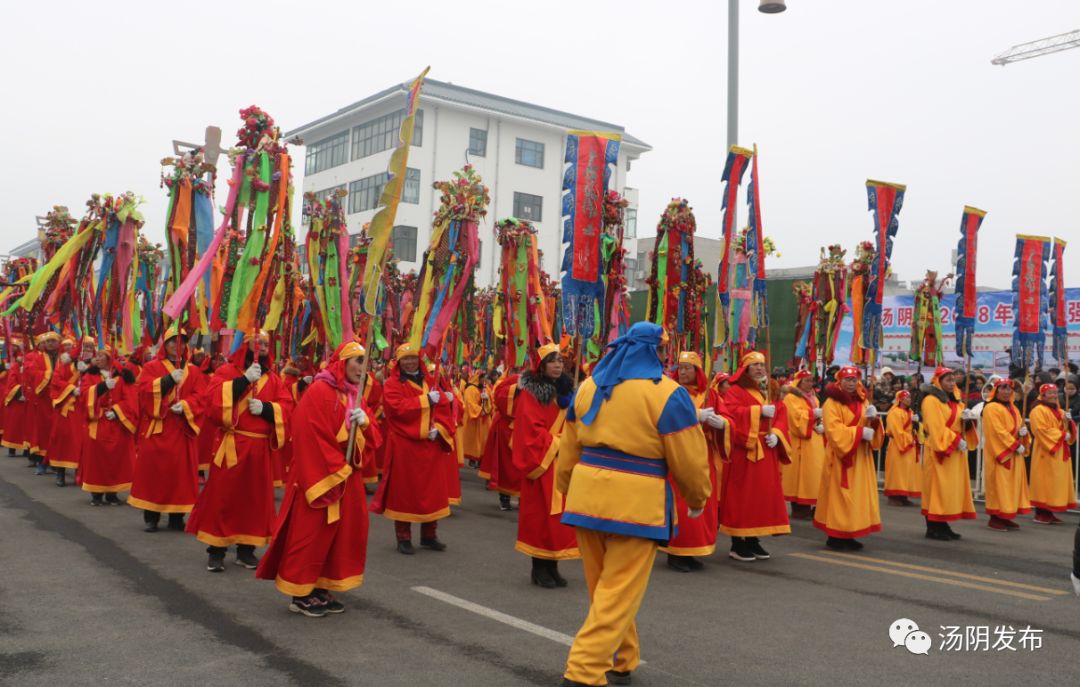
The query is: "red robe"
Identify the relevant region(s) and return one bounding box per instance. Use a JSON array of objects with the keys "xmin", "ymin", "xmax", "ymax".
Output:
[
  {"xmin": 360, "ymin": 373, "xmax": 383, "ymax": 484},
  {"xmin": 478, "ymin": 374, "xmax": 522, "ymax": 496},
  {"xmin": 0, "ymin": 361, "xmax": 27, "ymax": 451},
  {"xmin": 79, "ymin": 370, "xmax": 138, "ymax": 493},
  {"xmin": 130, "ymin": 358, "xmax": 207, "ymax": 513},
  {"xmin": 23, "ymin": 350, "xmax": 57, "ymax": 457},
  {"xmin": 718, "ymin": 382, "xmax": 792, "ymax": 537},
  {"xmin": 512, "ymin": 375, "xmax": 578, "ymax": 559},
  {"xmin": 663, "ymin": 386, "xmax": 723, "ymax": 556},
  {"xmin": 186, "ymin": 361, "xmax": 292, "ymax": 547},
  {"xmin": 48, "ymin": 361, "xmax": 84, "ymax": 469},
  {"xmin": 256, "ymin": 378, "xmax": 381, "ymax": 596},
  {"xmin": 370, "ymin": 370, "xmax": 452, "ymax": 522},
  {"xmin": 435, "ymin": 375, "xmax": 462, "ymax": 505}
]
